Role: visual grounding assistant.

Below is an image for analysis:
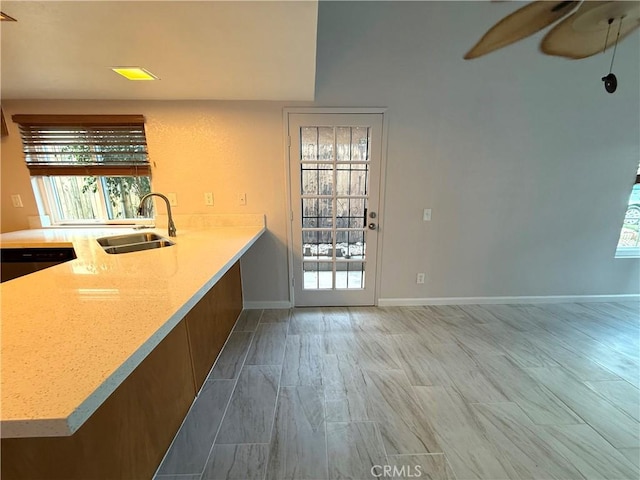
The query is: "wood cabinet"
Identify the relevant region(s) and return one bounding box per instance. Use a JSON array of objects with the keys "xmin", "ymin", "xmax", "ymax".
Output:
[
  {"xmin": 185, "ymin": 261, "xmax": 243, "ymax": 390},
  {"xmin": 1, "ymin": 261, "xmax": 243, "ymax": 480},
  {"xmin": 1, "ymin": 321, "xmax": 195, "ymax": 480}
]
